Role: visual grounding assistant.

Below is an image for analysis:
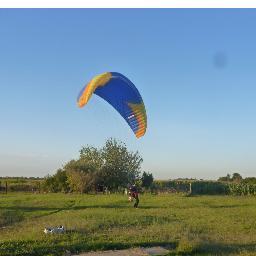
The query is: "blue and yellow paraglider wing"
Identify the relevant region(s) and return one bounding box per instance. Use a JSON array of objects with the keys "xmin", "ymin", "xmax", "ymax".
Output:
[{"xmin": 77, "ymin": 72, "xmax": 147, "ymax": 138}]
